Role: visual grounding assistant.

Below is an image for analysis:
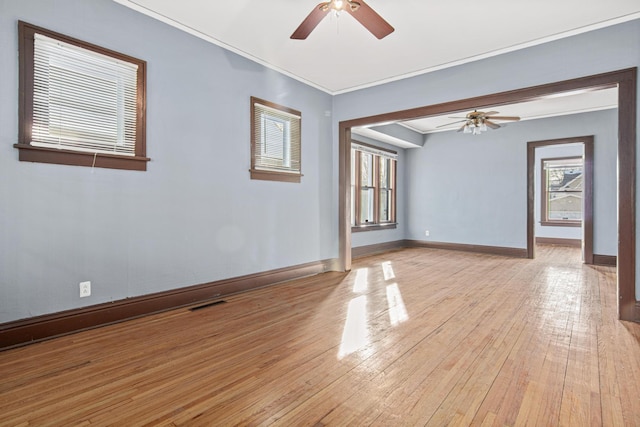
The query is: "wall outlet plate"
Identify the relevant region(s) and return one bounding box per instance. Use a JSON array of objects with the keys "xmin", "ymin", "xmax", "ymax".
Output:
[
  {"xmin": 425, "ymin": 230, "xmax": 430, "ymax": 237},
  {"xmin": 79, "ymin": 281, "xmax": 91, "ymax": 298}
]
